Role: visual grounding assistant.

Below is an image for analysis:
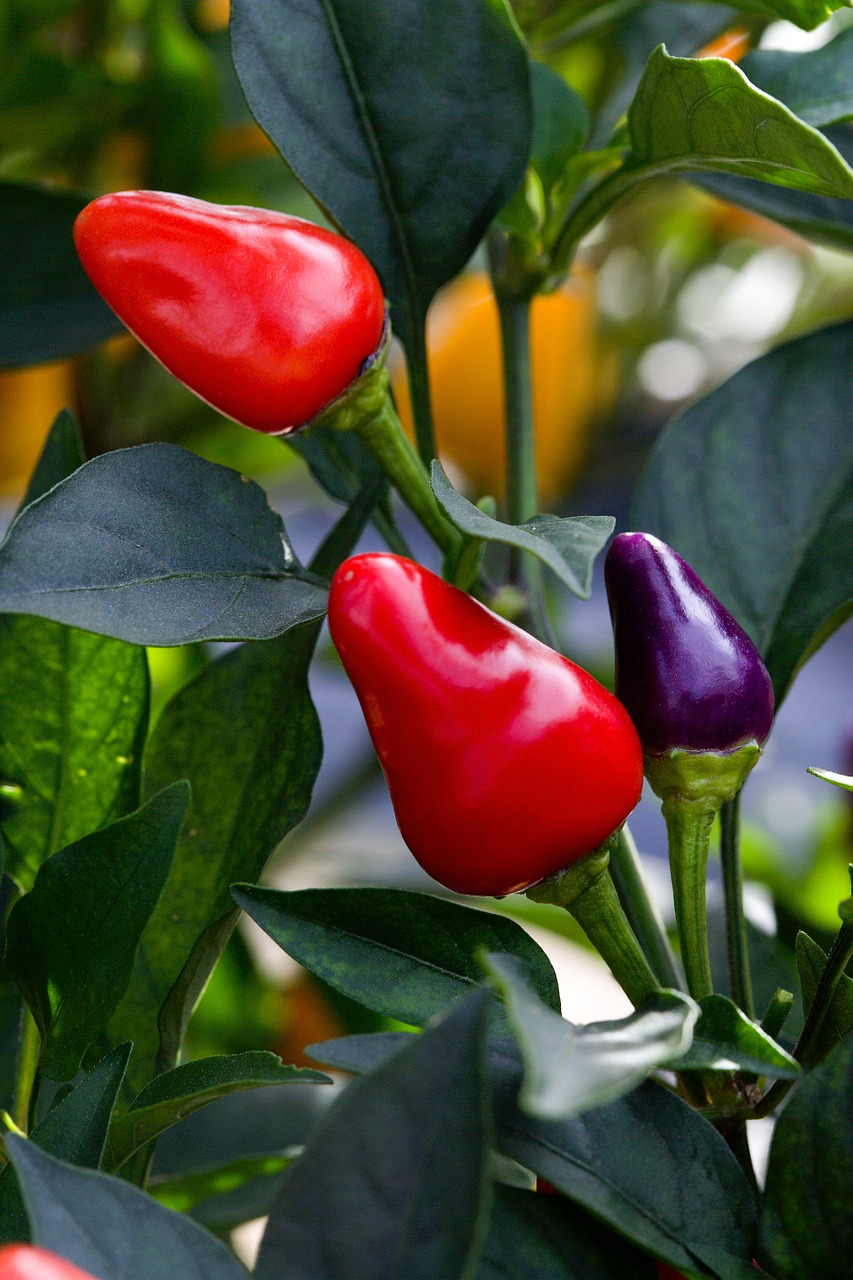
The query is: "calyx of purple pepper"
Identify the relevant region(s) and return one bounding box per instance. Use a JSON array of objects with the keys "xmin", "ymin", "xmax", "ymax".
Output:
[{"xmin": 604, "ymin": 531, "xmax": 774, "ymax": 807}]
